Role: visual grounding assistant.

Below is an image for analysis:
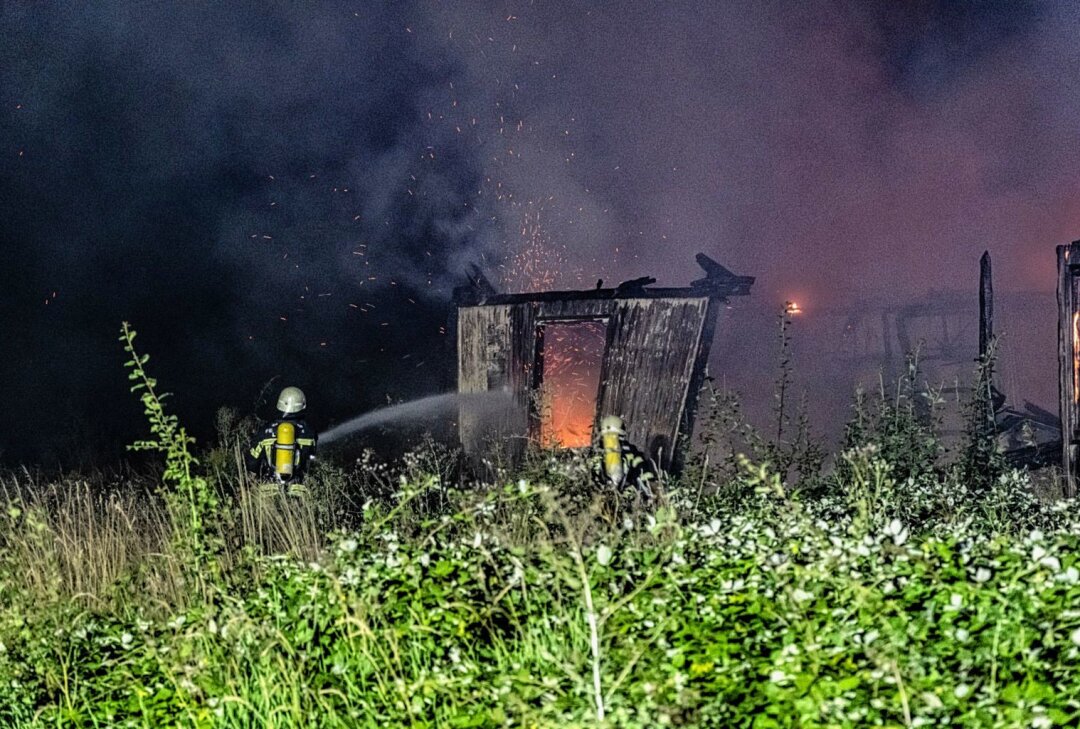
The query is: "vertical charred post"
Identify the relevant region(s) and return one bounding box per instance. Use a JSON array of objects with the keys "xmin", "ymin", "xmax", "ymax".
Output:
[
  {"xmin": 979, "ymin": 251, "xmax": 993, "ymax": 361},
  {"xmin": 976, "ymin": 251, "xmax": 996, "ymax": 443},
  {"xmin": 1058, "ymin": 242, "xmax": 1080, "ymax": 498}
]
